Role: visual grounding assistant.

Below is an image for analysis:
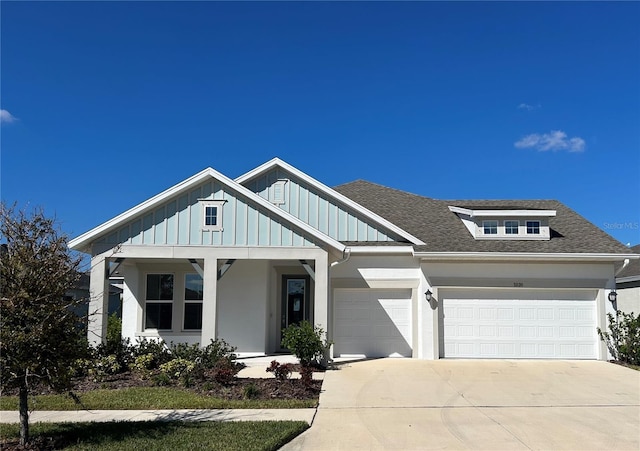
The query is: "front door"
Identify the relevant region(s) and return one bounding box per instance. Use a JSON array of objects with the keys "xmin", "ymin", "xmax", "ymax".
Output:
[{"xmin": 281, "ymin": 275, "xmax": 311, "ymax": 346}]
